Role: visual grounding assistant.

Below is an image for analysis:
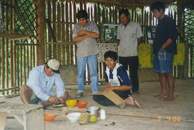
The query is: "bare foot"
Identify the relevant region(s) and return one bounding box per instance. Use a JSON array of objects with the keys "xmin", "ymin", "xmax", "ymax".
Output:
[
  {"xmin": 163, "ymin": 97, "xmax": 174, "ymax": 101},
  {"xmin": 153, "ymin": 94, "xmax": 168, "ymax": 98},
  {"xmin": 125, "ymin": 96, "xmax": 143, "ymax": 109},
  {"xmin": 125, "ymin": 97, "xmax": 135, "ymax": 105}
]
